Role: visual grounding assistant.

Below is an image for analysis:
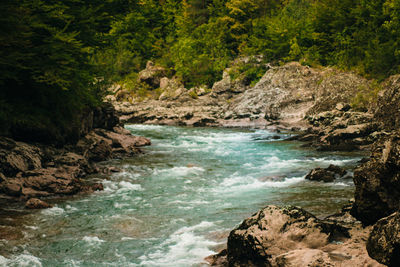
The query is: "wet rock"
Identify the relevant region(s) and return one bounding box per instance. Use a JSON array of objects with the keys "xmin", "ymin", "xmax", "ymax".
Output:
[
  {"xmin": 204, "ymin": 249, "xmax": 228, "ymax": 266},
  {"xmin": 226, "ymin": 205, "xmax": 349, "ymax": 266},
  {"xmin": 367, "ymin": 212, "xmax": 400, "ymax": 266},
  {"xmin": 80, "ymin": 182, "xmax": 104, "ymax": 193},
  {"xmin": 326, "ymin": 164, "xmax": 347, "ymax": 177},
  {"xmin": 25, "ymin": 198, "xmax": 53, "ymax": 209},
  {"xmin": 138, "ymin": 61, "xmax": 167, "ymax": 89},
  {"xmin": 305, "ymin": 168, "xmax": 336, "ymax": 182},
  {"xmin": 351, "ymin": 135, "xmax": 400, "ymax": 225},
  {"xmin": 305, "ymin": 165, "xmax": 346, "ymax": 182}
]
